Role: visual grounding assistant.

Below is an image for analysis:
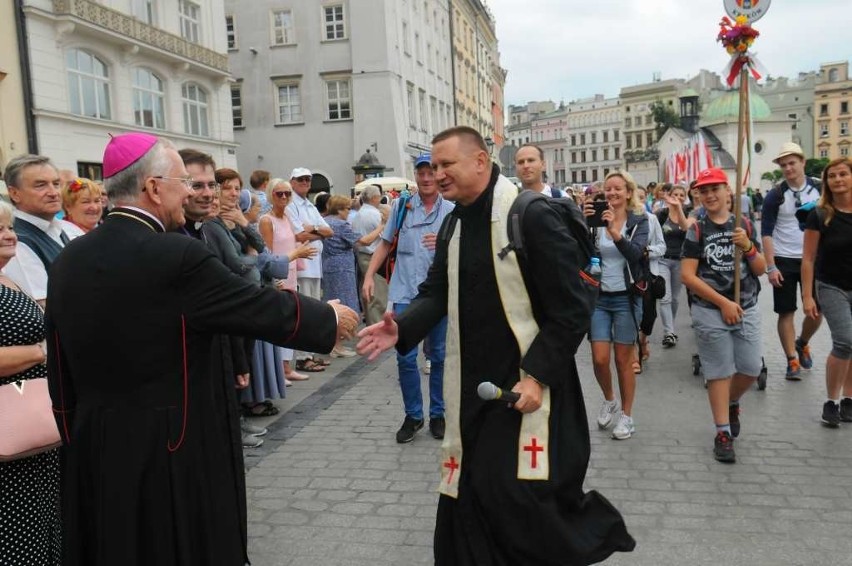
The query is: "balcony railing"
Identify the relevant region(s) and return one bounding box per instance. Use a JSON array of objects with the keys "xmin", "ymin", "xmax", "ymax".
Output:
[{"xmin": 52, "ymin": 0, "xmax": 228, "ymax": 73}]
